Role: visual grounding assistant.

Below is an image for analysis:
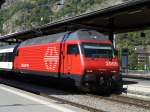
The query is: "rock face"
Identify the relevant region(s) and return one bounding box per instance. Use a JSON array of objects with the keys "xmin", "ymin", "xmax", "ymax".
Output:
[
  {"xmin": 1, "ymin": 0, "xmax": 17, "ymax": 8},
  {"xmin": 2, "ymin": 10, "xmax": 28, "ymax": 34},
  {"xmin": 0, "ymin": 0, "xmax": 130, "ymax": 35}
]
